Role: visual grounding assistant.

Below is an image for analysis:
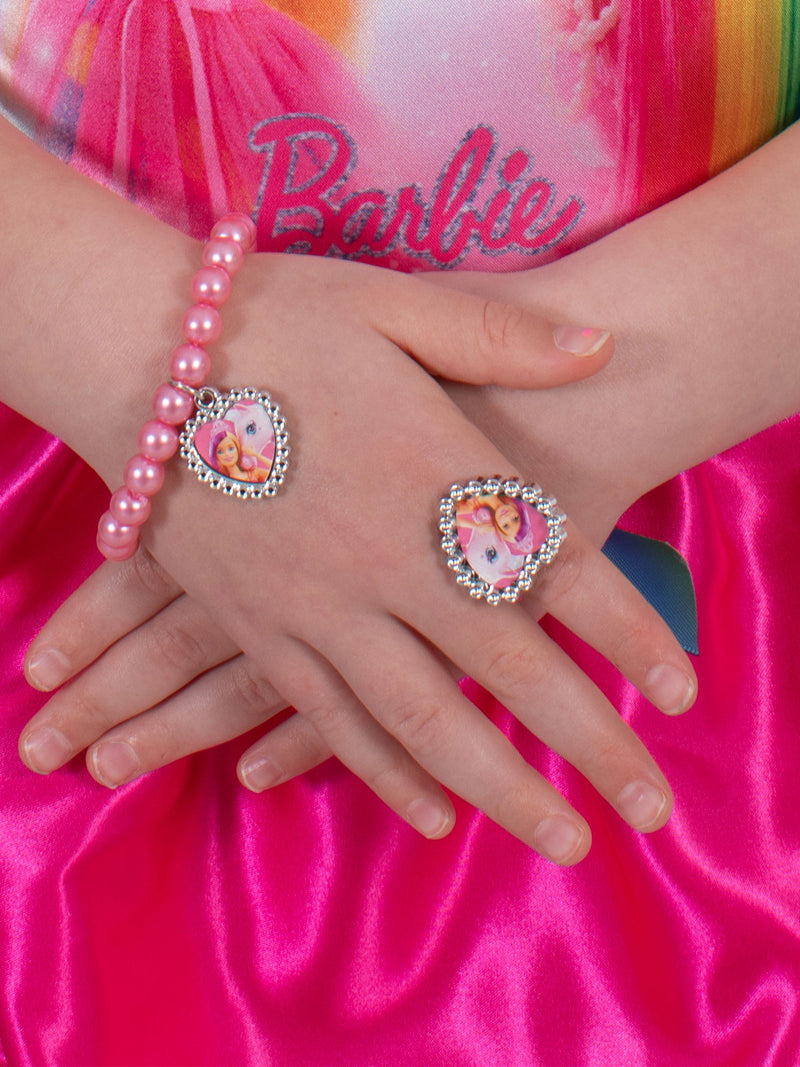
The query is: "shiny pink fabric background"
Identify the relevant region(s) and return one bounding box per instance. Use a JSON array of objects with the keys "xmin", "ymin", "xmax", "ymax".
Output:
[
  {"xmin": 2, "ymin": 1, "xmax": 800, "ymax": 1063},
  {"xmin": 4, "ymin": 413, "xmax": 800, "ymax": 1064}
]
